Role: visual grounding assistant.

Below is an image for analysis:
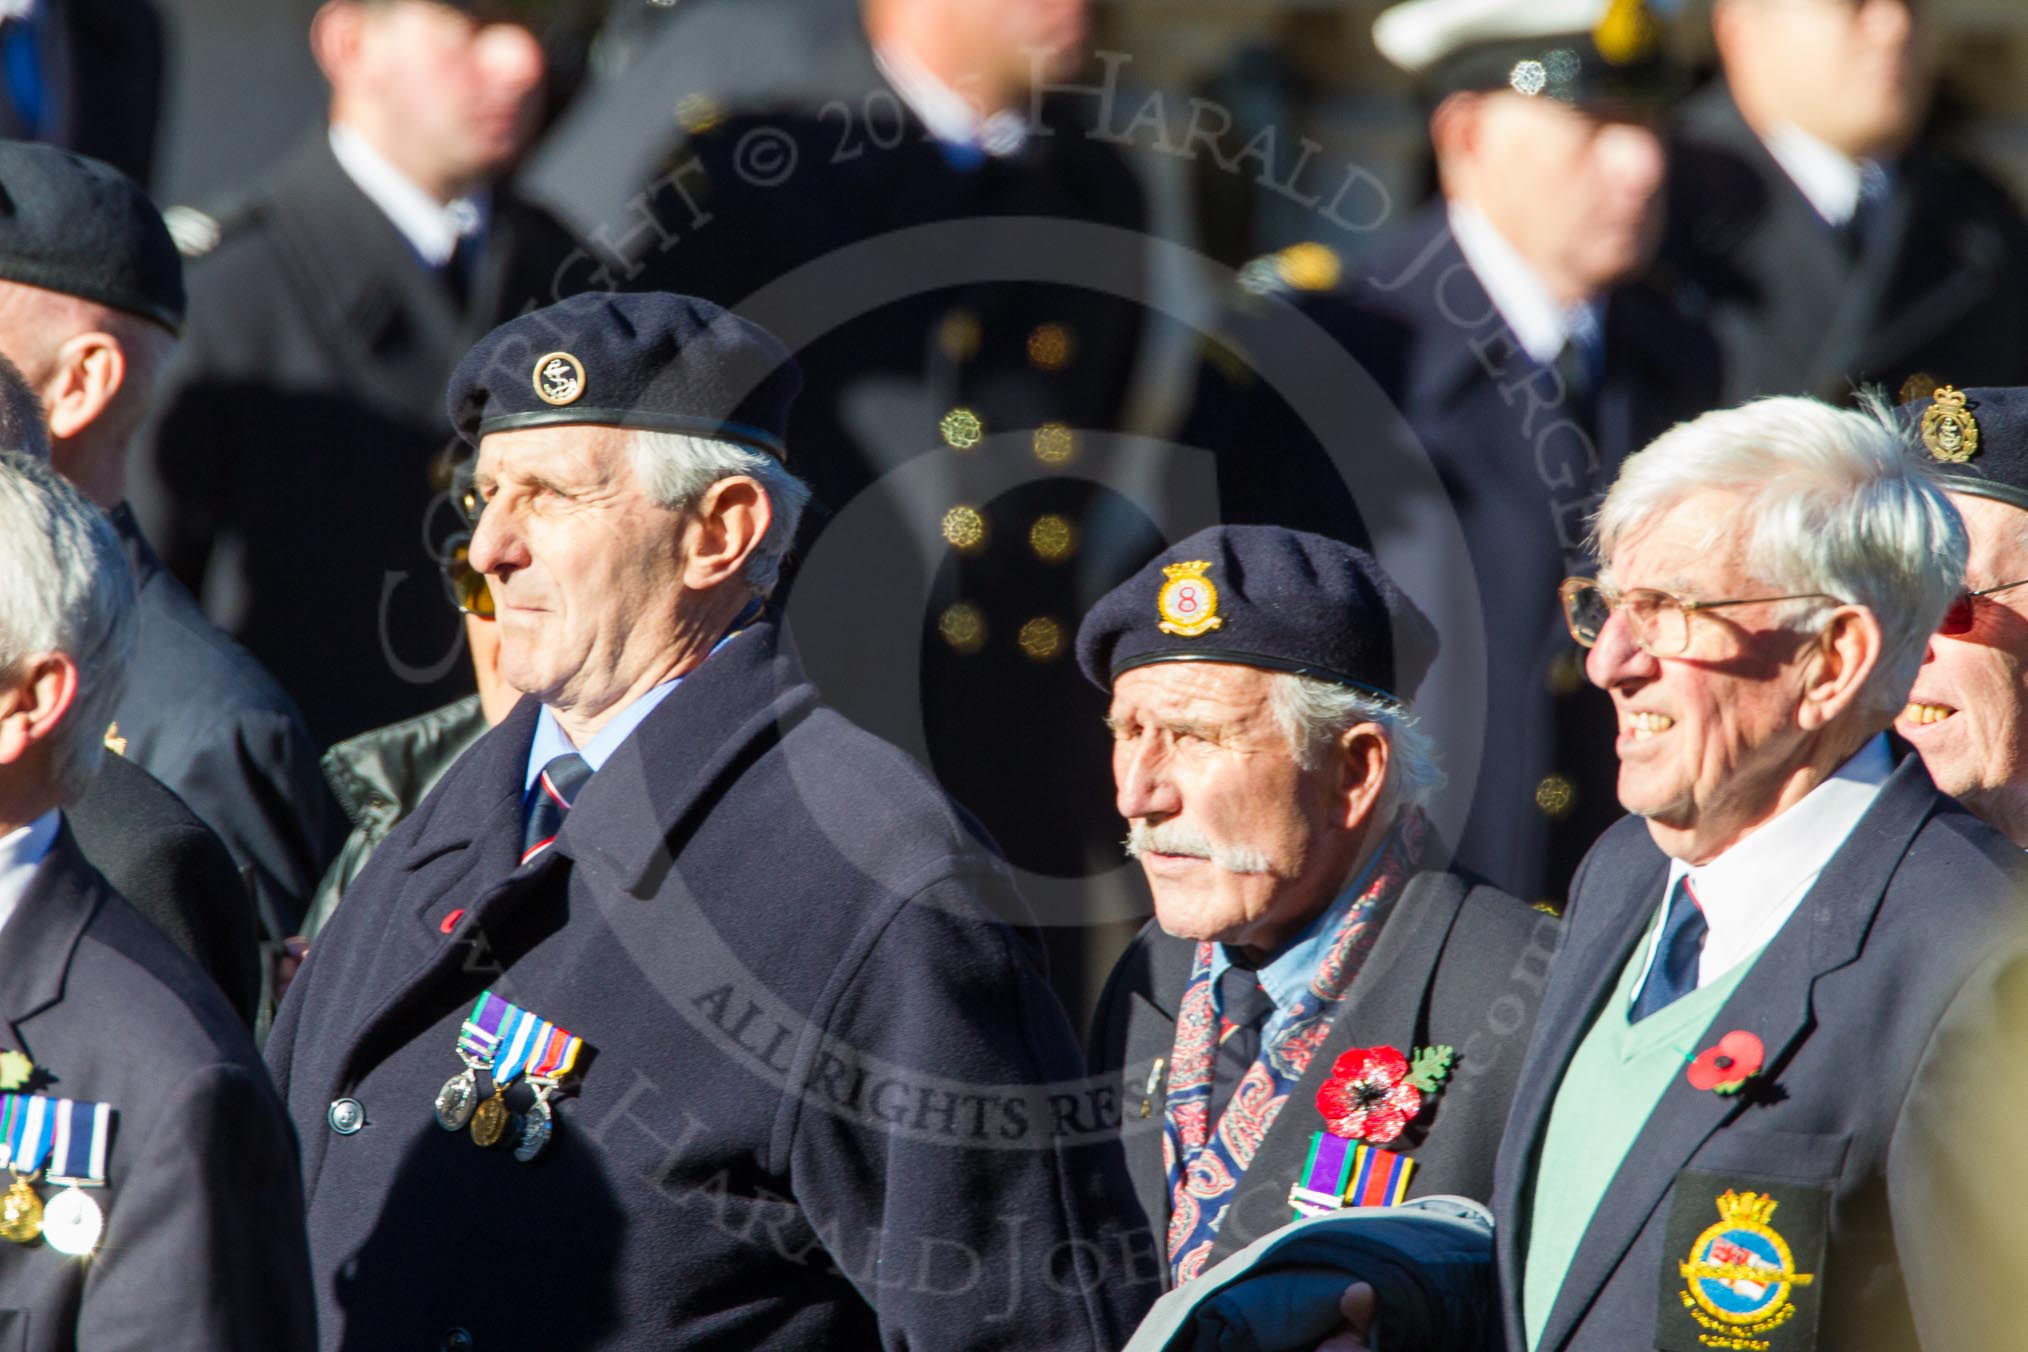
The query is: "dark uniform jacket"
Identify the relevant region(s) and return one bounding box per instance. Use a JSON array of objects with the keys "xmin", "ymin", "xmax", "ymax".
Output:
[
  {"xmin": 0, "ymin": 824, "xmax": 313, "ymax": 1351},
  {"xmin": 1662, "ymin": 84, "xmax": 2028, "ymax": 402},
  {"xmin": 68, "ymin": 751, "xmax": 261, "ymax": 1027},
  {"xmin": 0, "ymin": 0, "xmax": 164, "ymax": 187},
  {"xmin": 133, "ymin": 132, "xmax": 580, "ymax": 748},
  {"xmin": 108, "ymin": 504, "xmax": 325, "ymax": 938},
  {"xmin": 1091, "ymin": 868, "xmax": 1556, "ymax": 1277},
  {"xmin": 1492, "ymin": 757, "xmax": 2028, "ymax": 1352},
  {"xmin": 1180, "ymin": 207, "xmax": 1721, "ymax": 908},
  {"xmin": 266, "ymin": 617, "xmax": 1151, "ymax": 1351},
  {"xmin": 622, "ymin": 20, "xmax": 1160, "ymax": 941}
]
